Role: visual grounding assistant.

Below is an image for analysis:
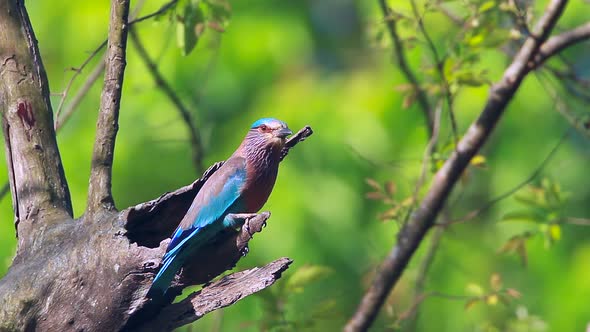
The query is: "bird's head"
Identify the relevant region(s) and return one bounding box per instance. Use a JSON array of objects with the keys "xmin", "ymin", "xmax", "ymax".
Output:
[
  {"xmin": 248, "ymin": 117, "xmax": 292, "ymax": 145},
  {"xmin": 240, "ymin": 118, "xmax": 292, "ymax": 160}
]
